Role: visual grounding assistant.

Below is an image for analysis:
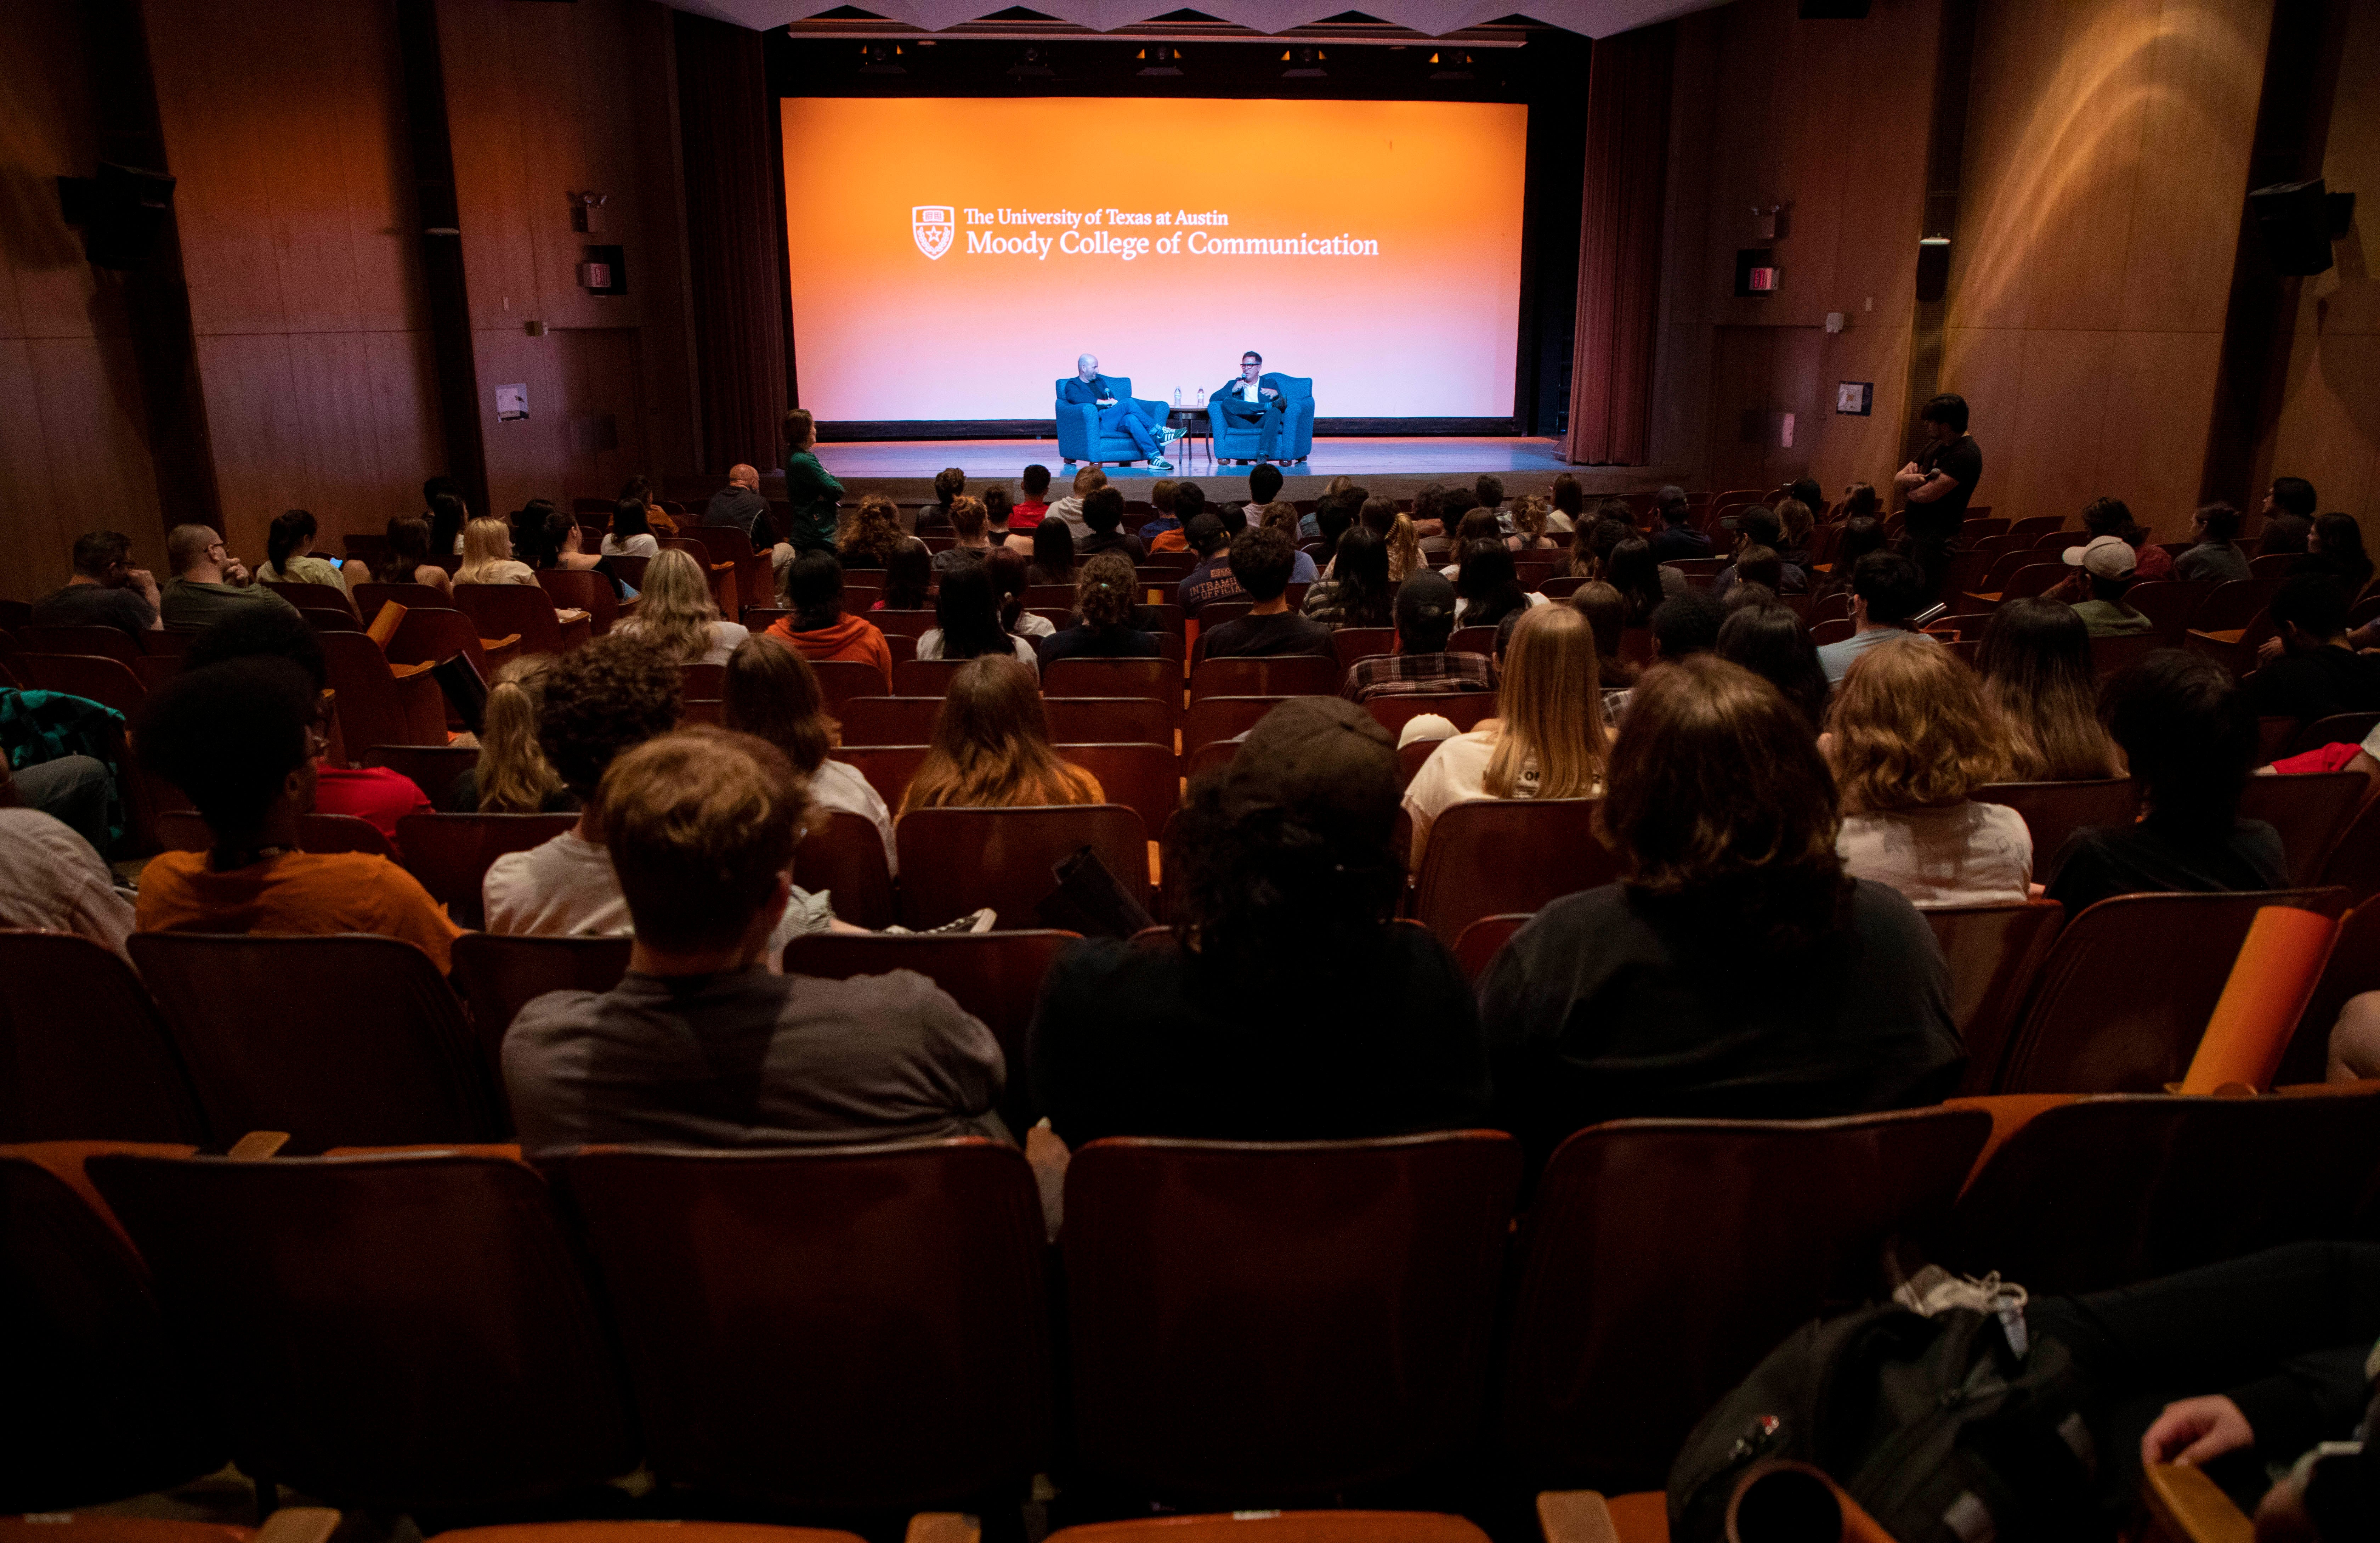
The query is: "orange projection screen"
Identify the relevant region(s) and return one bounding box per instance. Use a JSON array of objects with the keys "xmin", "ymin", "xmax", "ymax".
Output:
[{"xmin": 781, "ymin": 97, "xmax": 1529, "ymax": 422}]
